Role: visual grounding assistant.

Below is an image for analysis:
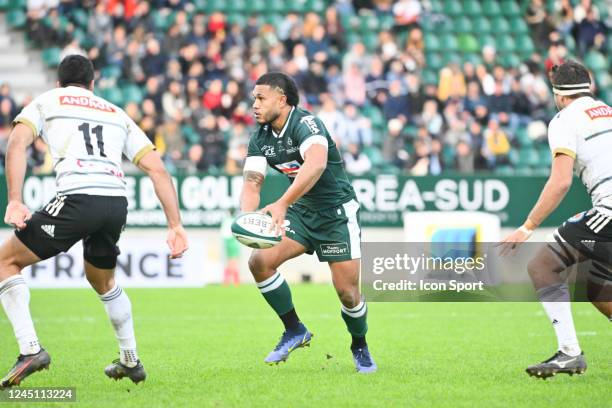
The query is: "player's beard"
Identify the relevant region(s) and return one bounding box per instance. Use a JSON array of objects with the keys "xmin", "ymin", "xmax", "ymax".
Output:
[{"xmin": 266, "ymin": 110, "xmax": 281, "ymax": 126}]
